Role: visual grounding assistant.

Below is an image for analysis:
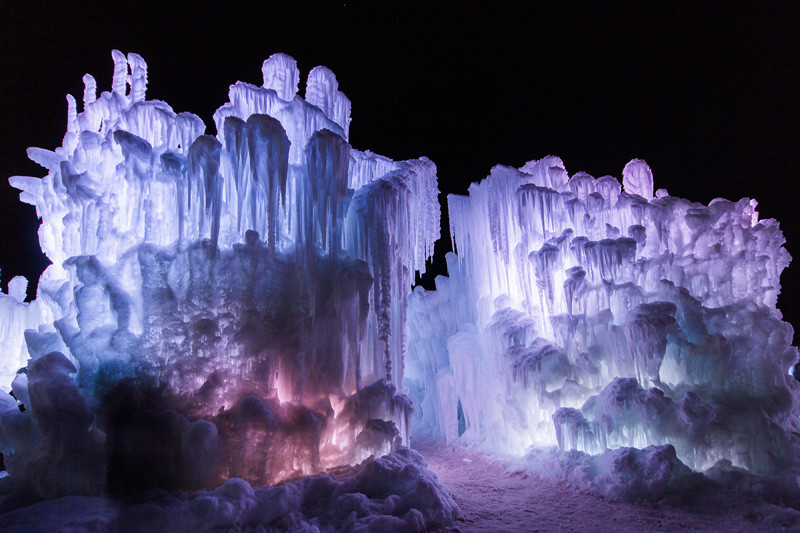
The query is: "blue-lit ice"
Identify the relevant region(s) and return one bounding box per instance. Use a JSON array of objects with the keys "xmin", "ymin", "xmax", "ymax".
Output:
[
  {"xmin": 0, "ymin": 51, "xmax": 456, "ymax": 531},
  {"xmin": 407, "ymin": 155, "xmax": 800, "ymax": 481}
]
